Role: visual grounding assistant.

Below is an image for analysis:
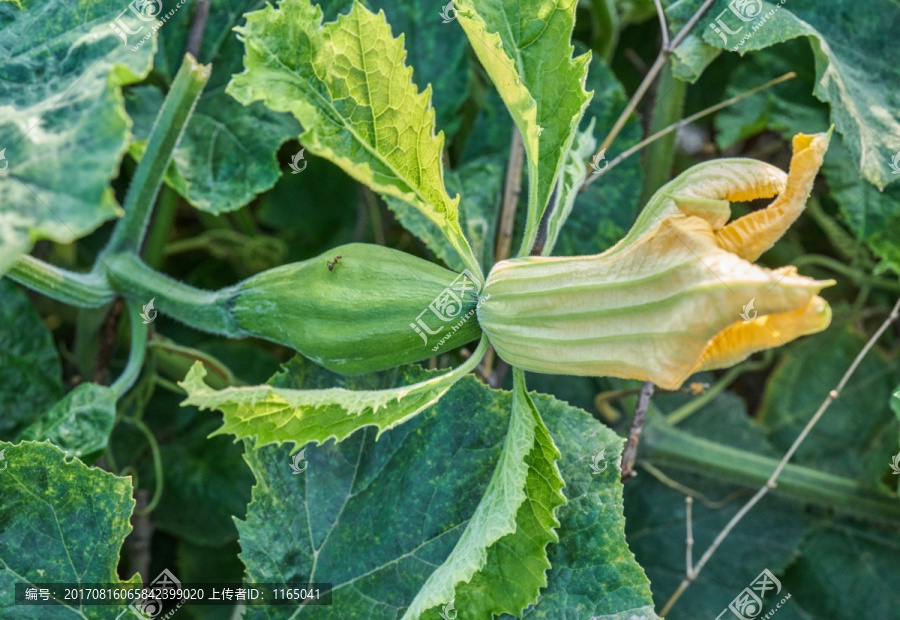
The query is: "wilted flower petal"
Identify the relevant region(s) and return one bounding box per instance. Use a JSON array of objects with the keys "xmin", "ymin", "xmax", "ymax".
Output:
[{"xmin": 478, "ymin": 132, "xmax": 834, "ymax": 390}]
